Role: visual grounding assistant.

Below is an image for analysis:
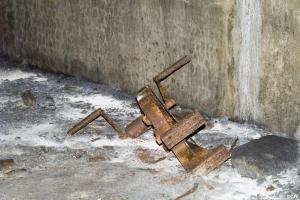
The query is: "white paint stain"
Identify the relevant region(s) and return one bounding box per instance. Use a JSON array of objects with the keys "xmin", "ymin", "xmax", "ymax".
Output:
[{"xmin": 238, "ymin": 0, "xmax": 262, "ymax": 121}]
